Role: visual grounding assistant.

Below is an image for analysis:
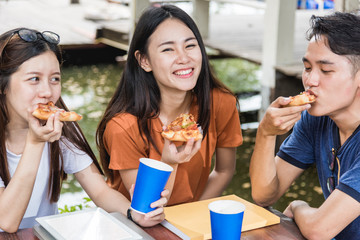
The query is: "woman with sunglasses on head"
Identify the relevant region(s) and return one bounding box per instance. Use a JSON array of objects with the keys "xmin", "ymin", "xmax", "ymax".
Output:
[
  {"xmin": 0, "ymin": 28, "xmax": 168, "ymax": 233},
  {"xmin": 96, "ymin": 5, "xmax": 243, "ymax": 207}
]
